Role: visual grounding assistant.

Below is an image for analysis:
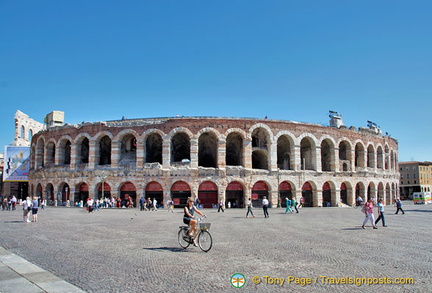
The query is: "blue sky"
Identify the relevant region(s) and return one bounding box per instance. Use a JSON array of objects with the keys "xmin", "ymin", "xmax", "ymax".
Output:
[{"xmin": 1, "ymin": 0, "xmax": 431, "ymax": 162}]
